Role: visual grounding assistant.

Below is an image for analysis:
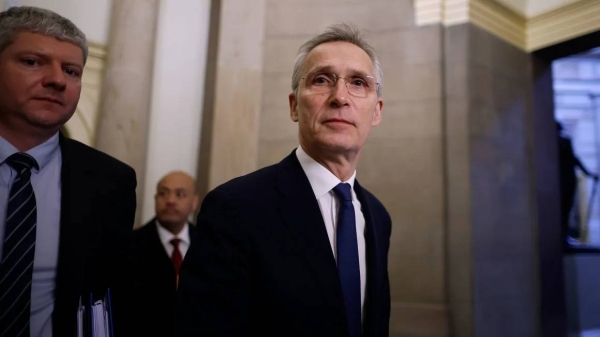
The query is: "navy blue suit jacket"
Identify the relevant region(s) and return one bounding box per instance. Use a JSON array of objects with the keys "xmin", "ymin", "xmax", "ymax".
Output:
[{"xmin": 176, "ymin": 150, "xmax": 391, "ymax": 337}]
